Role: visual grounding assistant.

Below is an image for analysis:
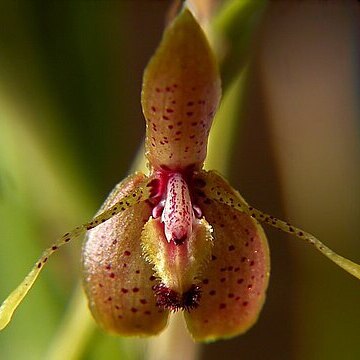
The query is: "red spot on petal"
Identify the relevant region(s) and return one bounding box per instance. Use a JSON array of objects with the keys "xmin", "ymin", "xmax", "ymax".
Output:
[{"xmin": 124, "ymin": 251, "xmax": 131, "ymax": 256}]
